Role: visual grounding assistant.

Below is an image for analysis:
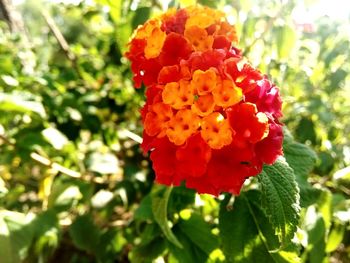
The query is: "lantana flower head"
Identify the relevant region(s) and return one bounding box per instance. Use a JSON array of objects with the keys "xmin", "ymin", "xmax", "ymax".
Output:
[{"xmin": 126, "ymin": 5, "xmax": 283, "ymax": 196}]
